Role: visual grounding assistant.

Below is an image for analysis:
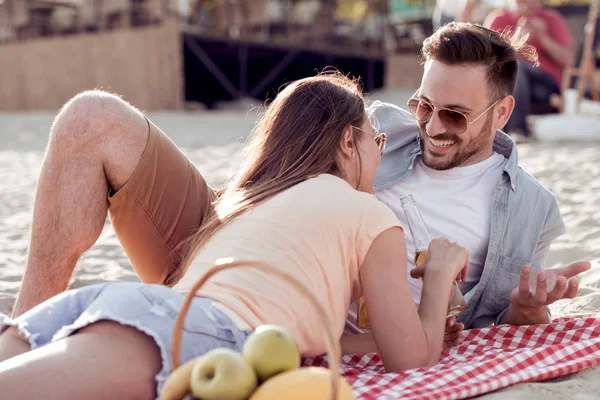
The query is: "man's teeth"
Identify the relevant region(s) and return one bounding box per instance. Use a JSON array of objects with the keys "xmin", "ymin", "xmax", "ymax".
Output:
[{"xmin": 430, "ymin": 138, "xmax": 456, "ymax": 148}]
